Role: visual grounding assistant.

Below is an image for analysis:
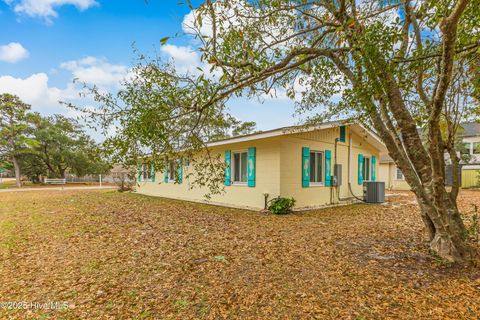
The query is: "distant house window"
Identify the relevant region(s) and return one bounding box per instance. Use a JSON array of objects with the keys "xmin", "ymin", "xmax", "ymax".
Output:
[
  {"xmin": 460, "ymin": 143, "xmax": 471, "ymax": 155},
  {"xmin": 363, "ymin": 157, "xmax": 371, "ymax": 181},
  {"xmin": 310, "ymin": 151, "xmax": 324, "ymax": 183},
  {"xmin": 396, "ymin": 167, "xmax": 405, "ymax": 180},
  {"xmin": 473, "ymin": 142, "xmax": 480, "ymax": 155},
  {"xmin": 232, "ymin": 151, "xmax": 248, "ymax": 183},
  {"xmin": 168, "ymin": 160, "xmax": 177, "ymax": 182}
]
